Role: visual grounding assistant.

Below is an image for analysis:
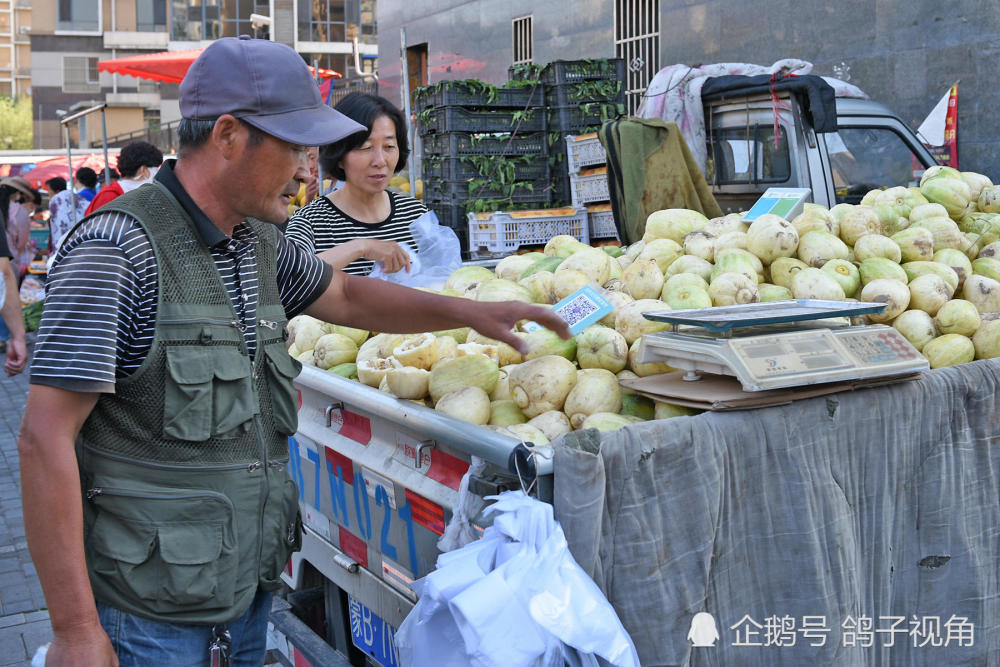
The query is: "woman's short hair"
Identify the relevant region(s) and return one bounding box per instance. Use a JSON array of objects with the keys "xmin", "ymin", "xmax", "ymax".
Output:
[
  {"xmin": 319, "ymin": 93, "xmax": 409, "ymax": 181},
  {"xmin": 117, "ymin": 141, "xmax": 164, "ymax": 178}
]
